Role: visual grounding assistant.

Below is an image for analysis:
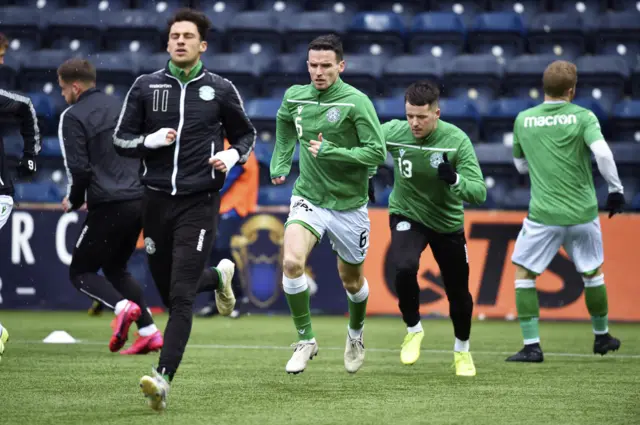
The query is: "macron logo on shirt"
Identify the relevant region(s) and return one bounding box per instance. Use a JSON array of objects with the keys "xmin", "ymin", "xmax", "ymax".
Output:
[{"xmin": 524, "ymin": 114, "xmax": 577, "ymax": 128}]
